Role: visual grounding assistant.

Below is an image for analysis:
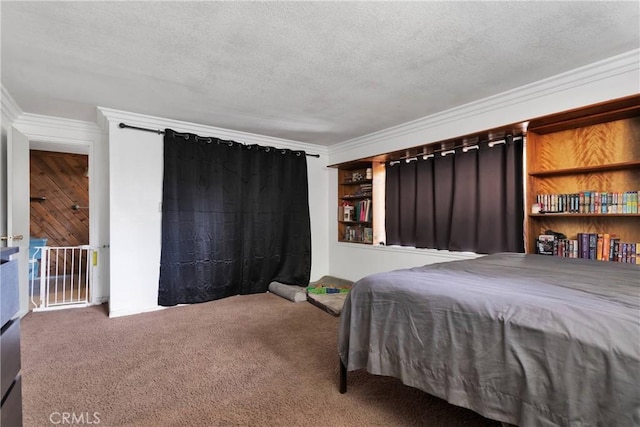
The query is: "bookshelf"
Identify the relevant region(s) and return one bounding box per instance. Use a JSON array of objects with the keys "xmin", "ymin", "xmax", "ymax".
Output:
[
  {"xmin": 525, "ymin": 94, "xmax": 640, "ymax": 259},
  {"xmin": 338, "ymin": 162, "xmax": 373, "ymax": 244}
]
